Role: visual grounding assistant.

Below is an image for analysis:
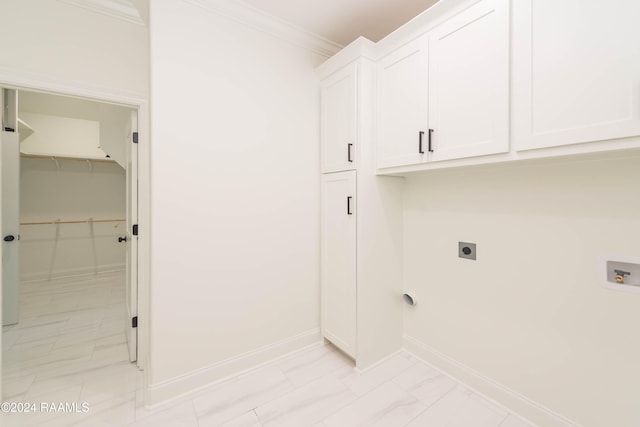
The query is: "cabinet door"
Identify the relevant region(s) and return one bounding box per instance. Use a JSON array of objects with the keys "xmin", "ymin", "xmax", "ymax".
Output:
[
  {"xmin": 321, "ymin": 171, "xmax": 356, "ymax": 358},
  {"xmin": 377, "ymin": 35, "xmax": 429, "ymax": 169},
  {"xmin": 321, "ymin": 63, "xmax": 357, "ymax": 173},
  {"xmin": 428, "ymin": 0, "xmax": 509, "ymax": 162},
  {"xmin": 514, "ymin": 0, "xmax": 640, "ymax": 151}
]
